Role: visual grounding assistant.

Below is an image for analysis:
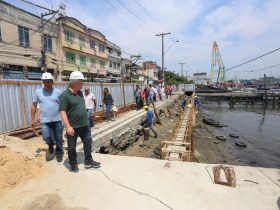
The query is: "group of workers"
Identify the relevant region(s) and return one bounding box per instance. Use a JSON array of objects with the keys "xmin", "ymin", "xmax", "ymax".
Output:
[
  {"xmin": 30, "ymin": 71, "xmax": 199, "ymax": 173},
  {"xmin": 30, "ymin": 71, "xmax": 105, "ymax": 172},
  {"xmin": 134, "ymin": 84, "xmax": 174, "ymax": 110}
]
